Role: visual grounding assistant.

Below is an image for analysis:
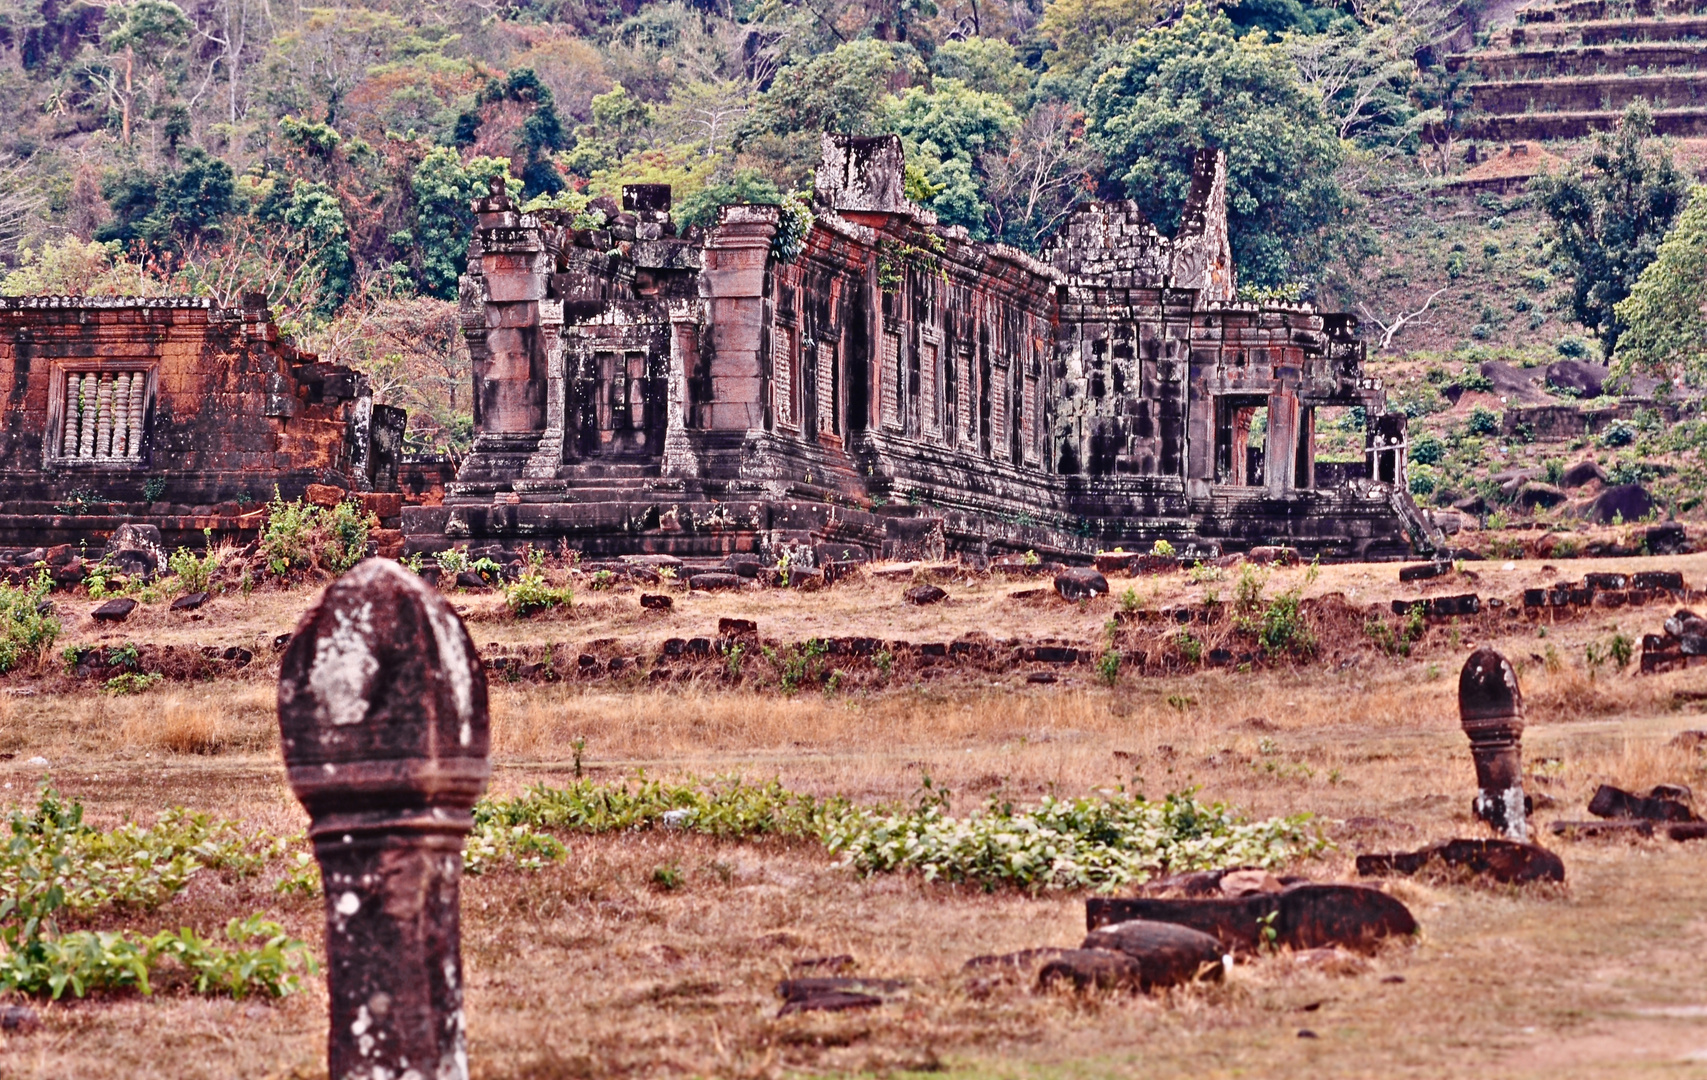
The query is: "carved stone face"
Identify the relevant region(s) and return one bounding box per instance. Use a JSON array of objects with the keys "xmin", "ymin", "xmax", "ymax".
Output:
[{"xmin": 488, "ymin": 174, "xmax": 506, "ymax": 198}]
